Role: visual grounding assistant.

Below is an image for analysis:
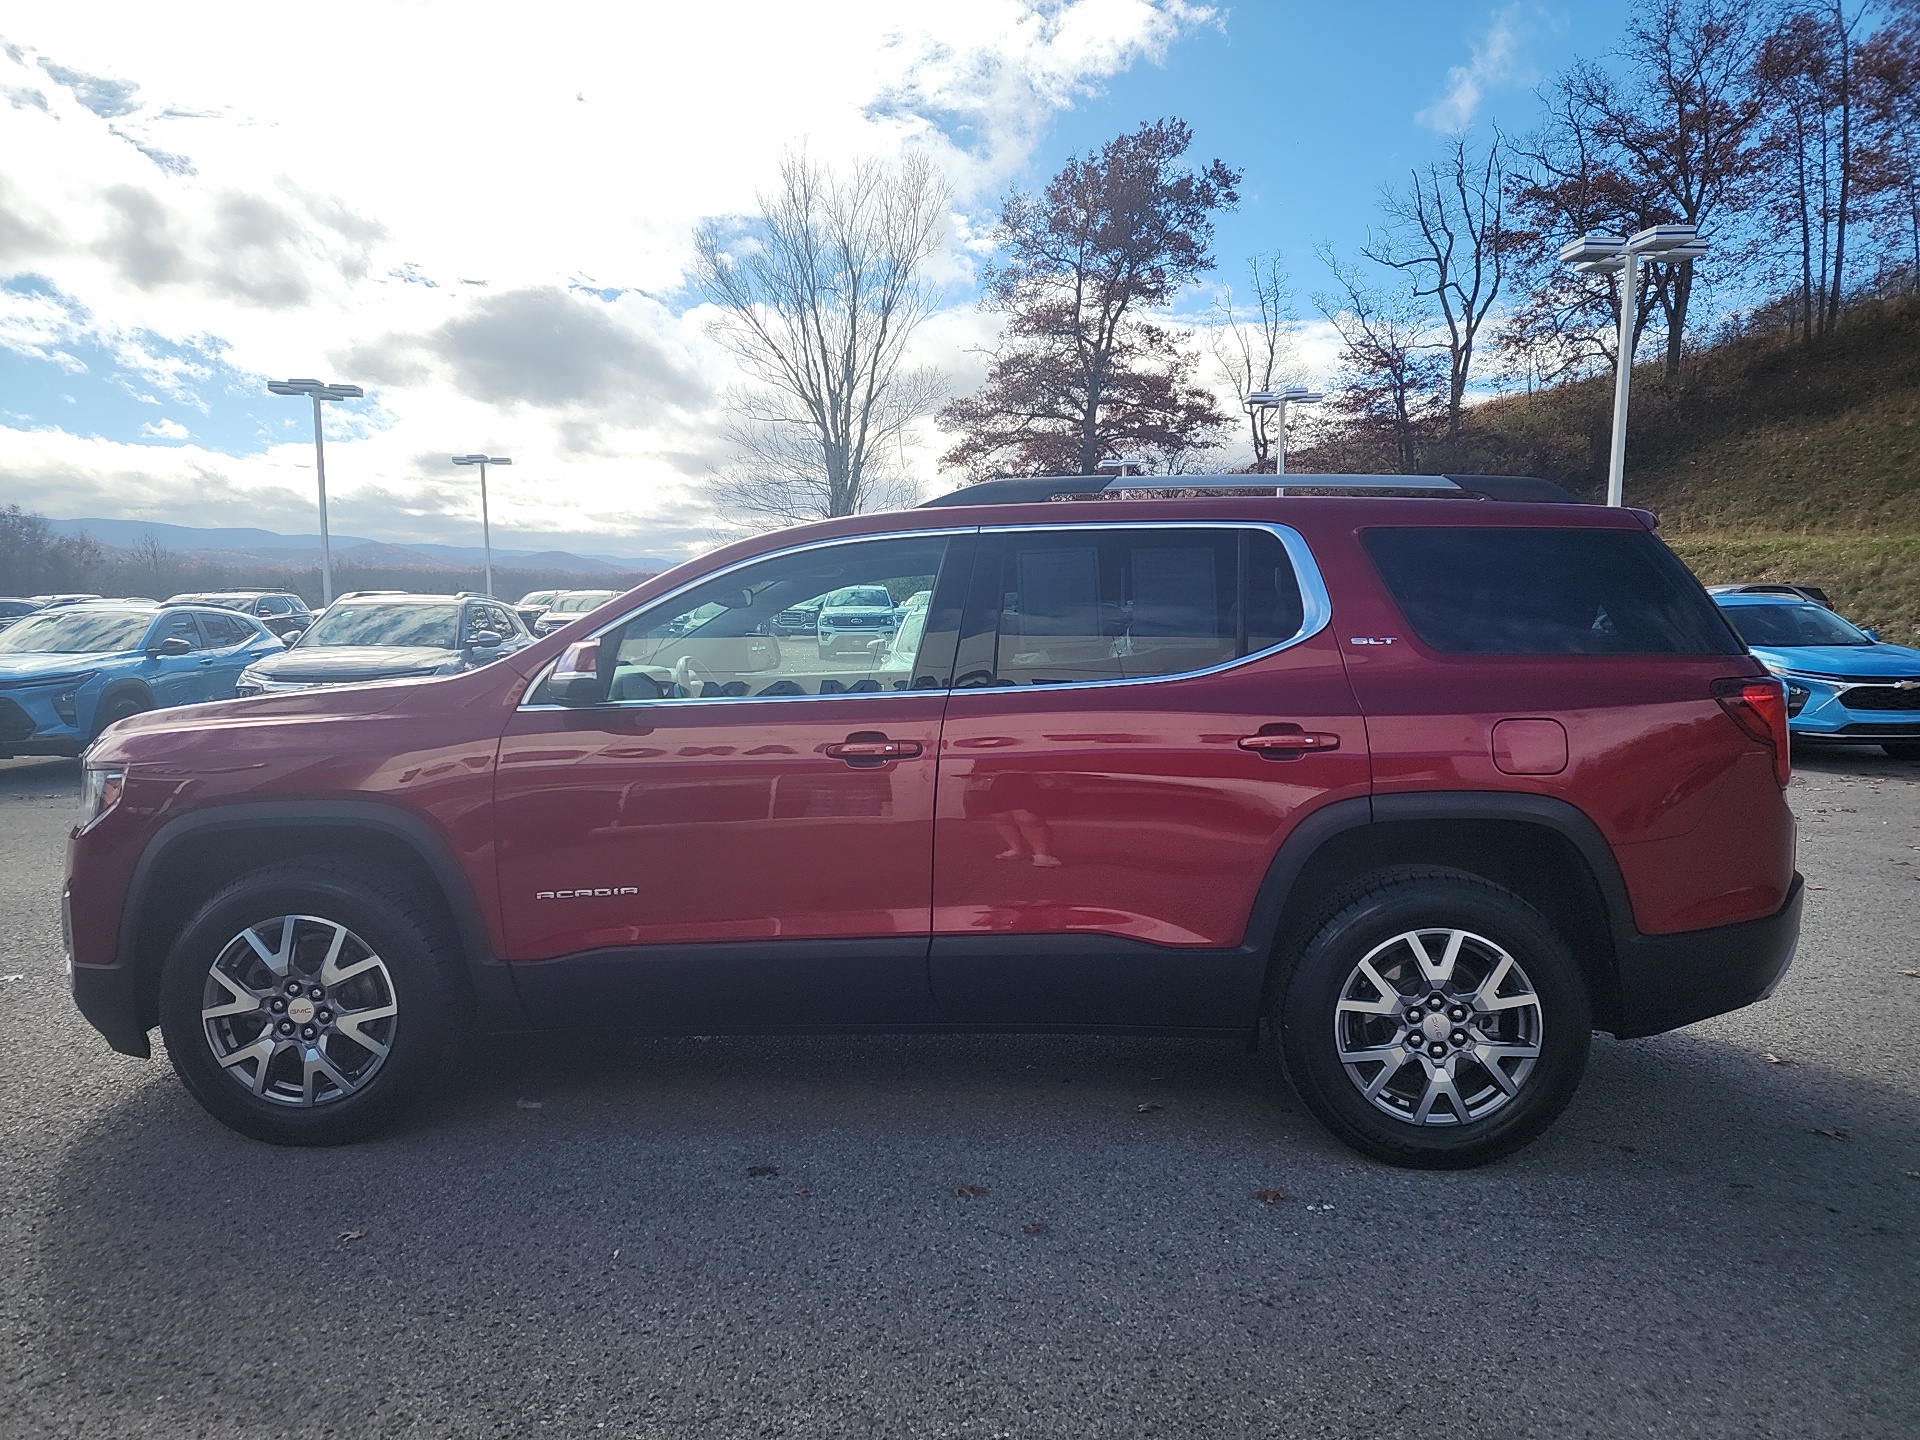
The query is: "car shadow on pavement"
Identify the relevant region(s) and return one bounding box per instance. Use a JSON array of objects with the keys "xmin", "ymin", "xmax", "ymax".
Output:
[{"xmin": 20, "ymin": 1026, "xmax": 1920, "ymax": 1439}]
